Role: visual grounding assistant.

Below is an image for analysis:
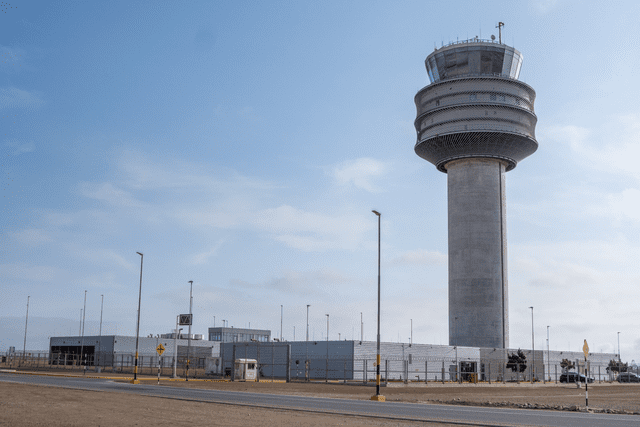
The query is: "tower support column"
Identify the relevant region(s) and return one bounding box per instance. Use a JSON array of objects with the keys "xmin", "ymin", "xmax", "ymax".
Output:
[{"xmin": 447, "ymin": 158, "xmax": 508, "ymax": 349}]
